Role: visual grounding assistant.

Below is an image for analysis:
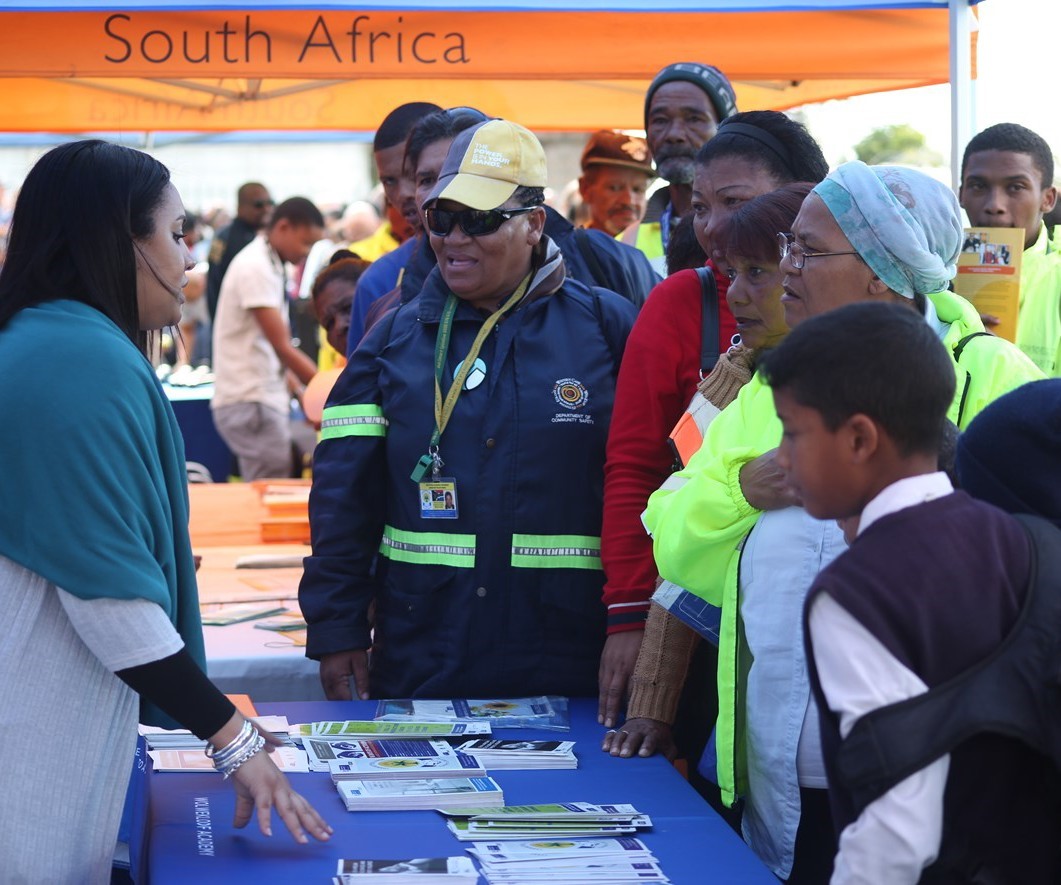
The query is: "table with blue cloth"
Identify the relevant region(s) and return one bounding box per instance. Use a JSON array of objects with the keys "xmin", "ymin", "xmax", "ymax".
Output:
[
  {"xmin": 132, "ymin": 699, "xmax": 774, "ymax": 883},
  {"xmin": 165, "ymin": 382, "xmax": 233, "ymax": 483}
]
